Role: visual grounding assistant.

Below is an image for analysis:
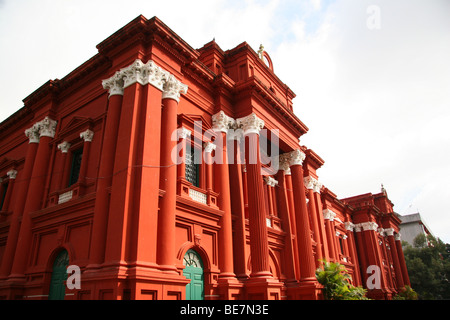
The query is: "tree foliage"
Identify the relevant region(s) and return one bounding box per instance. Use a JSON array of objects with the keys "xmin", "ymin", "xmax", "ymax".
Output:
[
  {"xmin": 315, "ymin": 260, "xmax": 369, "ymax": 300},
  {"xmin": 403, "ymin": 234, "xmax": 450, "ymax": 300}
]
